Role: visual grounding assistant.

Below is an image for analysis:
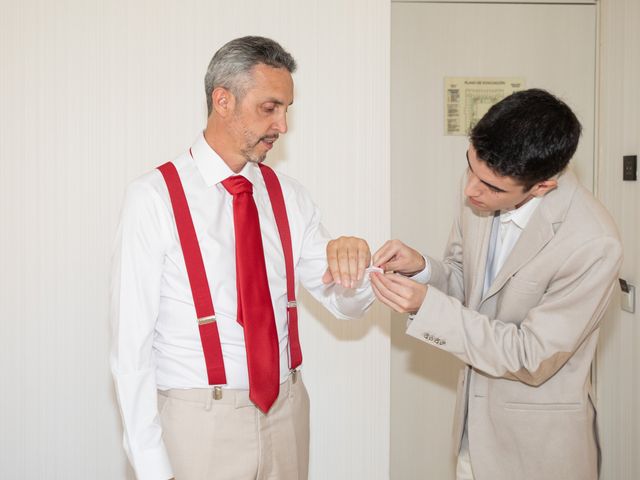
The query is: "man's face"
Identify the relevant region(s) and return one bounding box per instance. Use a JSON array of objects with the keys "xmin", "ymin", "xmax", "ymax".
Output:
[
  {"xmin": 463, "ymin": 145, "xmax": 536, "ymax": 212},
  {"xmin": 227, "ymin": 64, "xmax": 294, "ymax": 164}
]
